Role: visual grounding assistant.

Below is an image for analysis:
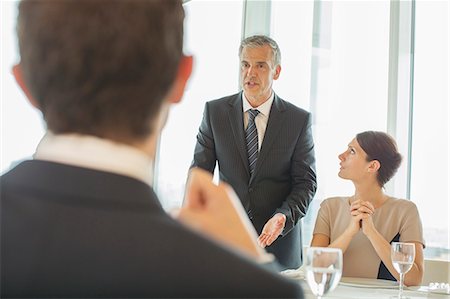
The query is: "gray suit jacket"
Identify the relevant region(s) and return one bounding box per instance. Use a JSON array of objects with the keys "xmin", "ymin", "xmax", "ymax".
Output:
[
  {"xmin": 1, "ymin": 160, "xmax": 304, "ymax": 298},
  {"xmin": 192, "ymin": 92, "xmax": 317, "ymax": 270}
]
